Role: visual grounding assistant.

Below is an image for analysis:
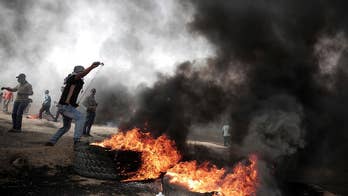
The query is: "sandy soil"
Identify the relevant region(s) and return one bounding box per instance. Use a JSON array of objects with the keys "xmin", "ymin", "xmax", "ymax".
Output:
[{"xmin": 0, "ymin": 111, "xmax": 117, "ymax": 171}]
